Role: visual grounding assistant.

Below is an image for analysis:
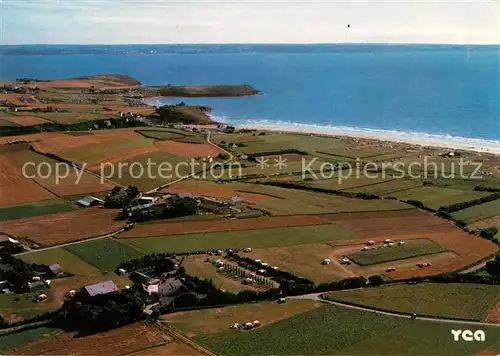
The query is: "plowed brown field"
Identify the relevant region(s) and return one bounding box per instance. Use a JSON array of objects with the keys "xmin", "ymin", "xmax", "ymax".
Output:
[
  {"xmin": 119, "ymin": 214, "xmax": 334, "ymax": 238},
  {"xmin": 0, "ymin": 207, "xmax": 123, "ymax": 245},
  {"xmin": 7, "ymin": 322, "xmax": 173, "ymax": 356},
  {"xmin": 0, "ymin": 156, "xmax": 56, "ymax": 205},
  {"xmin": 484, "ymin": 301, "xmax": 500, "ymax": 323},
  {"xmin": 155, "ymin": 140, "xmax": 222, "ymax": 158}
]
